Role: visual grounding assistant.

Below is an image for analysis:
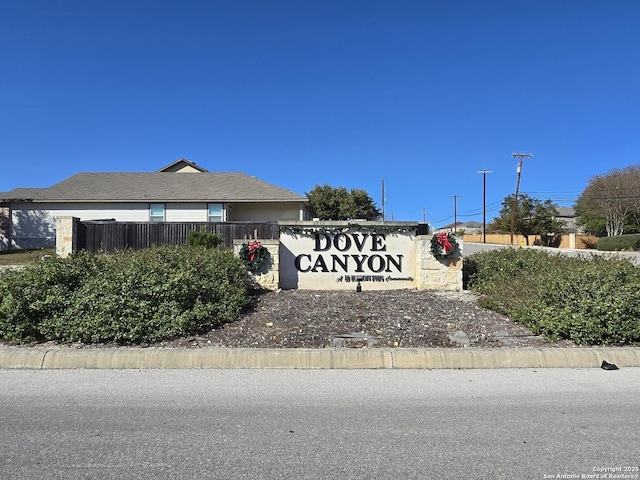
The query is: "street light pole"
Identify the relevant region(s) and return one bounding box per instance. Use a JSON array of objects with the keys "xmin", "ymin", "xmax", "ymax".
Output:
[{"xmin": 477, "ymin": 169, "xmax": 492, "ymax": 243}]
